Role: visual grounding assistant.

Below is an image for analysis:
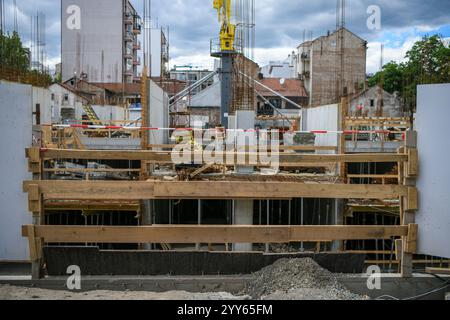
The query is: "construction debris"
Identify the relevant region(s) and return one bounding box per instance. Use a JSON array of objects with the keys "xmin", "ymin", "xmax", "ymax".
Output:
[{"xmin": 244, "ymin": 258, "xmax": 369, "ymax": 300}]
